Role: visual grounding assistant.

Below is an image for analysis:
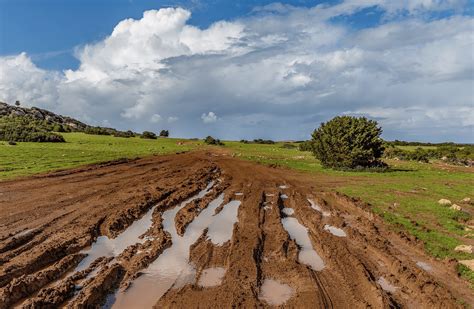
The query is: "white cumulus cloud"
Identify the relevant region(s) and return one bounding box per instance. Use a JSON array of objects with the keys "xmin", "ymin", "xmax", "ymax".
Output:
[
  {"xmin": 201, "ymin": 112, "xmax": 218, "ymax": 123},
  {"xmin": 0, "ymin": 2, "xmax": 472, "ymax": 142}
]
